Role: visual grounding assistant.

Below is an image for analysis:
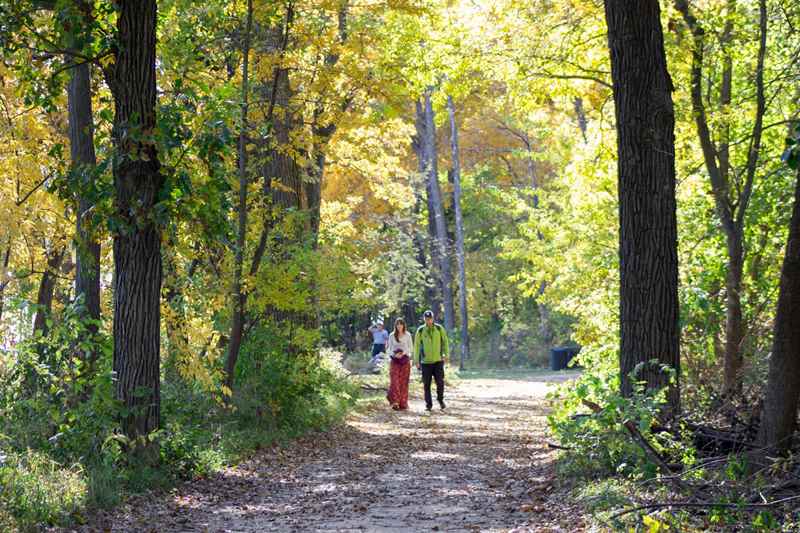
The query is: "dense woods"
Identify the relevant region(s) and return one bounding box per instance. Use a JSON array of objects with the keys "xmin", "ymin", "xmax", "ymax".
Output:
[{"xmin": 0, "ymin": 0, "xmax": 799, "ymax": 530}]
